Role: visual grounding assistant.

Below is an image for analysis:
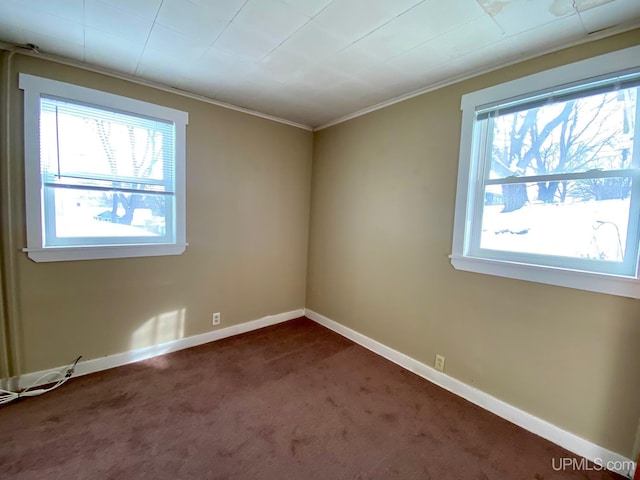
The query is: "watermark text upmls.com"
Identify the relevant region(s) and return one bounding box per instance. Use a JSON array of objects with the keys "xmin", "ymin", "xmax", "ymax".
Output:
[{"xmin": 552, "ymin": 457, "xmax": 633, "ymax": 473}]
